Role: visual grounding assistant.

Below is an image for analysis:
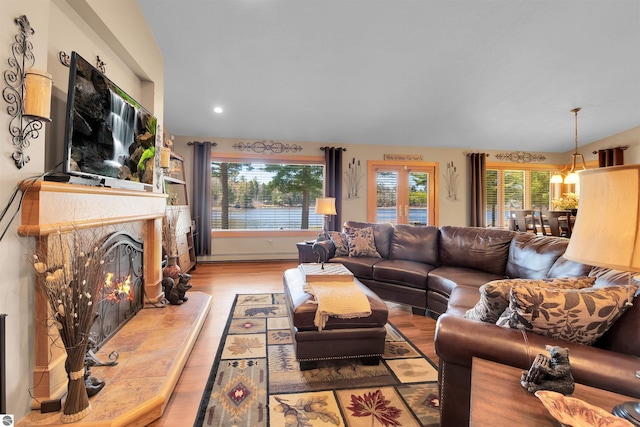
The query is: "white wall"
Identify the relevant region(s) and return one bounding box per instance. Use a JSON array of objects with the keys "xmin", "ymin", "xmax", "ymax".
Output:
[{"xmin": 0, "ymin": 0, "xmax": 163, "ymax": 420}]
